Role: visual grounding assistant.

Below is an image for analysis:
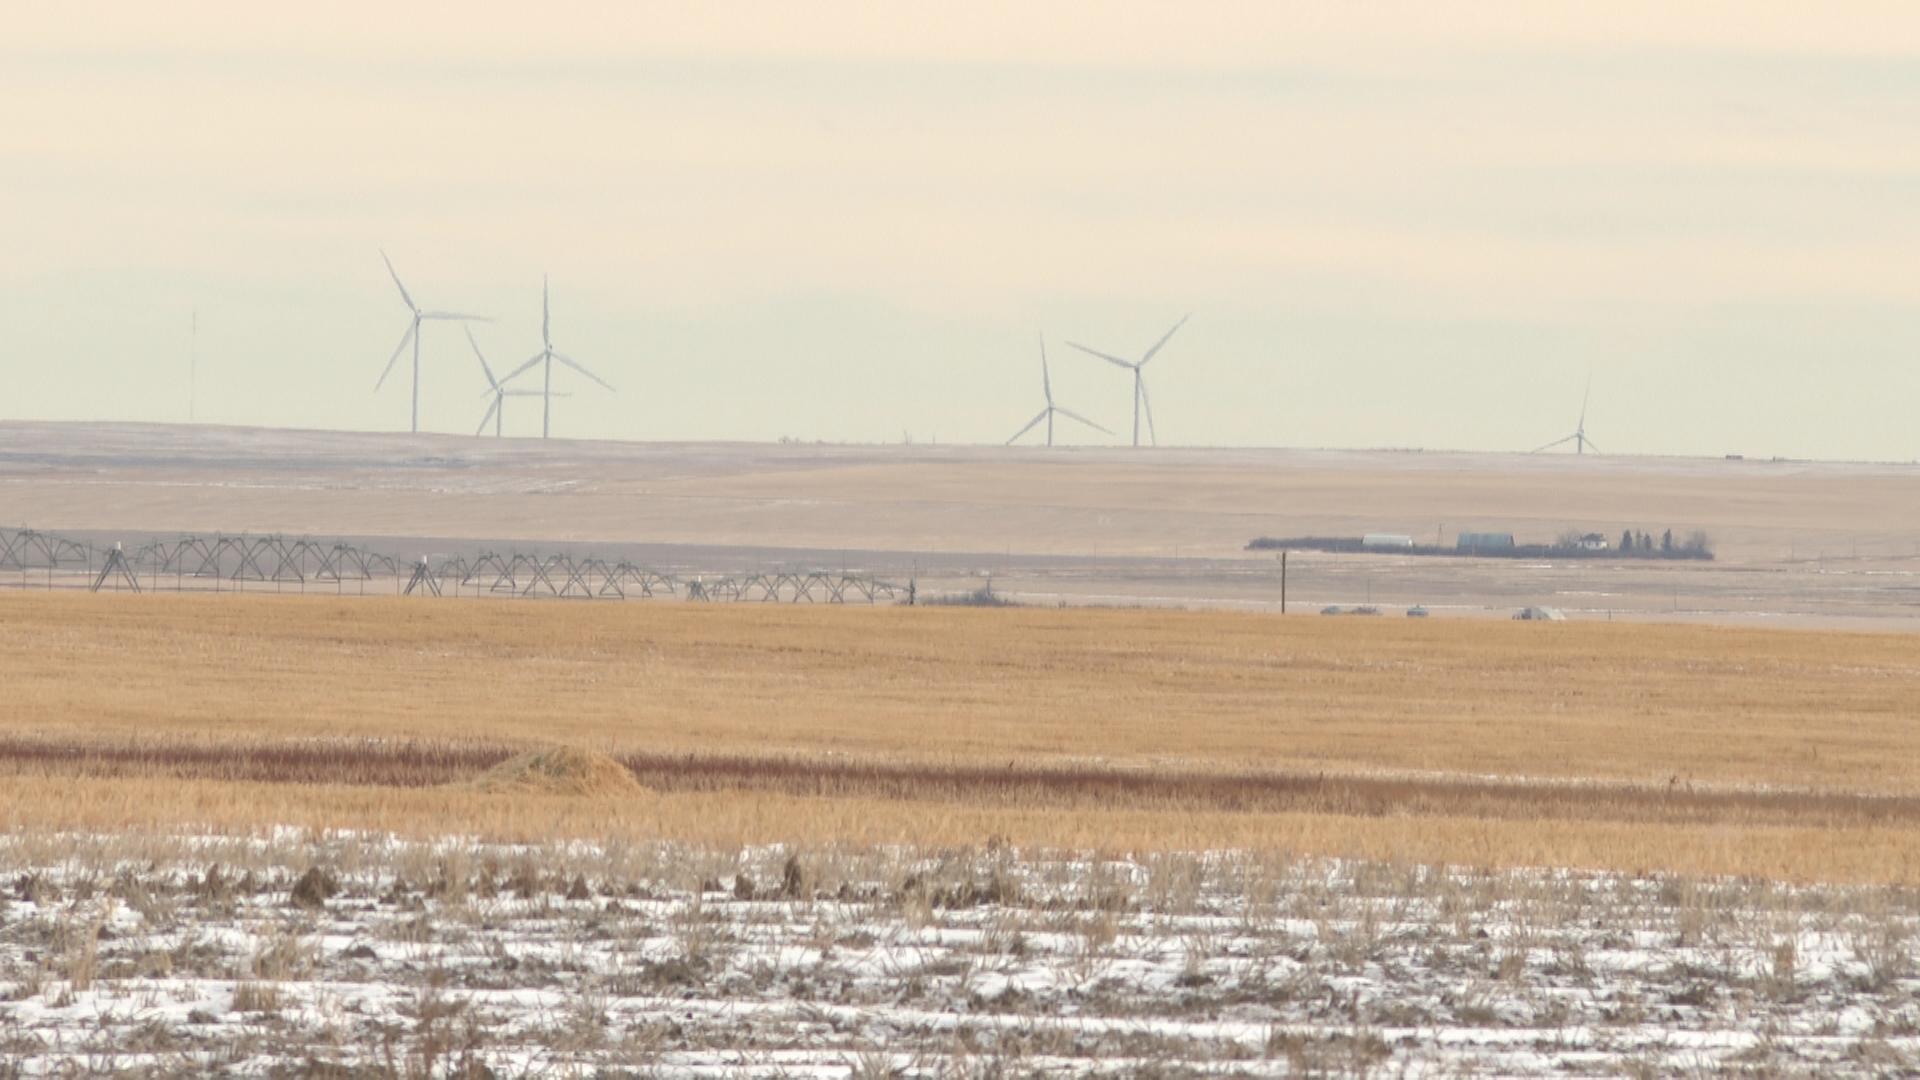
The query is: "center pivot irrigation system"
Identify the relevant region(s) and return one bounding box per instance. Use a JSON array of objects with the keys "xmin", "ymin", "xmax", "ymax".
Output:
[{"xmin": 0, "ymin": 527, "xmax": 907, "ymax": 604}]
